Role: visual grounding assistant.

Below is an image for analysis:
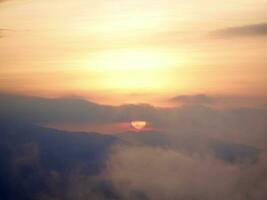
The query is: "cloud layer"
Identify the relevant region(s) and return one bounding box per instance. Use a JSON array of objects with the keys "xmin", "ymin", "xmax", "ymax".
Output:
[
  {"xmin": 105, "ymin": 145, "xmax": 267, "ymax": 200},
  {"xmin": 0, "ymin": 93, "xmax": 267, "ymax": 148}
]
